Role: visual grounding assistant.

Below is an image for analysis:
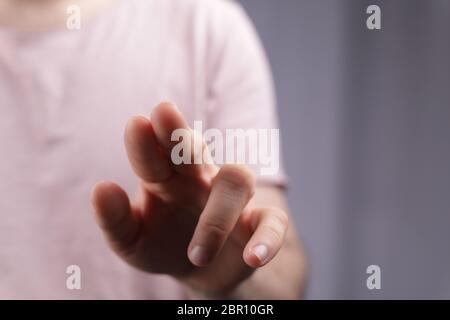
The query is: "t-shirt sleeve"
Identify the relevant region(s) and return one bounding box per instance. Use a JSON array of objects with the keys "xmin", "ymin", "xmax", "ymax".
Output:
[{"xmin": 203, "ymin": 0, "xmax": 287, "ymax": 186}]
